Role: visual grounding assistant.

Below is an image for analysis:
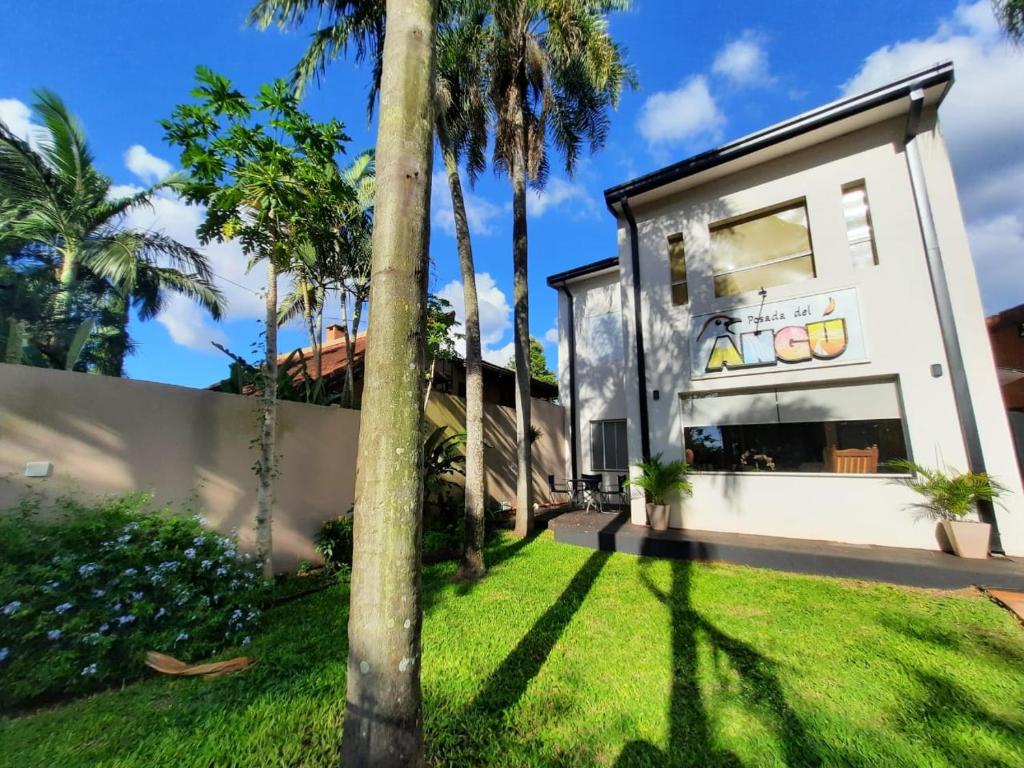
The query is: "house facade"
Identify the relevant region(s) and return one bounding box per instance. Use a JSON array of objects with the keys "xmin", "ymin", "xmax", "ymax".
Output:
[{"xmin": 549, "ymin": 62, "xmax": 1024, "ymax": 556}]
